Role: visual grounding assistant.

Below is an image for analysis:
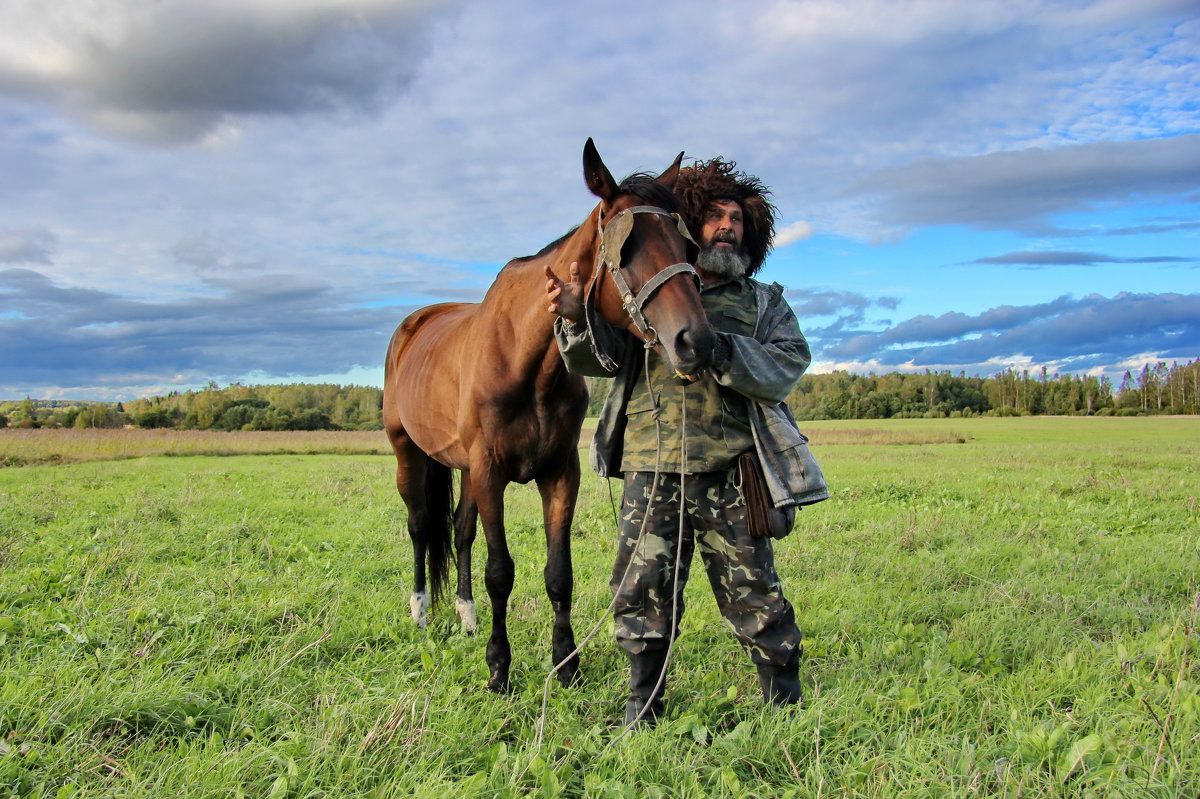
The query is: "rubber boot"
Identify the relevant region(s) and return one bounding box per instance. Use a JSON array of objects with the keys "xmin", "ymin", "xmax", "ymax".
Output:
[
  {"xmin": 623, "ymin": 644, "xmax": 669, "ymax": 728},
  {"xmin": 757, "ymin": 648, "xmax": 803, "ymax": 706}
]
